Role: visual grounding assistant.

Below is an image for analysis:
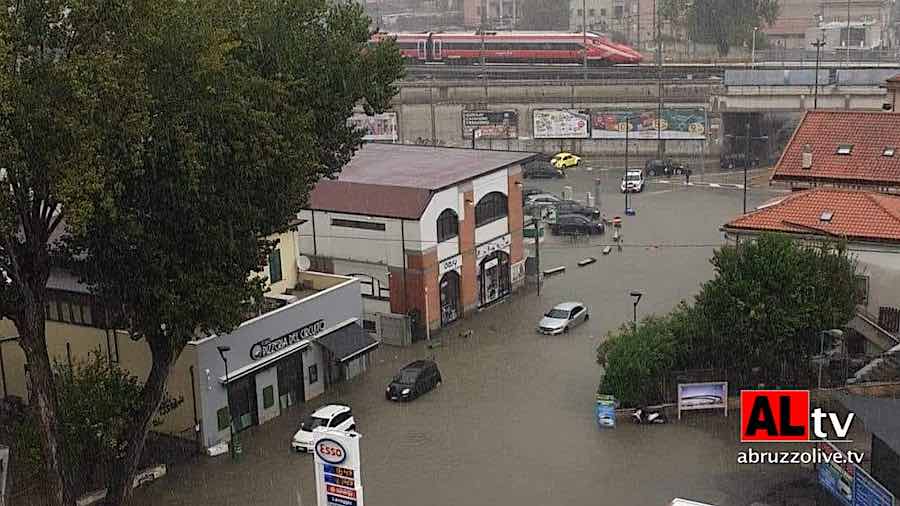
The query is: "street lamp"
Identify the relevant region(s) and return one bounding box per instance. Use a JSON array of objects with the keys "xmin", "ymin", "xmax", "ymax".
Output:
[
  {"xmin": 630, "ymin": 290, "xmax": 643, "ymax": 326},
  {"xmin": 811, "ymin": 36, "xmax": 826, "ymax": 109},
  {"xmin": 751, "ymin": 27, "xmax": 759, "ymax": 68},
  {"xmin": 623, "ymin": 112, "xmax": 635, "ymax": 214},
  {"xmin": 217, "ymin": 345, "xmax": 236, "ymax": 460},
  {"xmin": 725, "ymin": 124, "xmax": 768, "ymax": 214}
]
